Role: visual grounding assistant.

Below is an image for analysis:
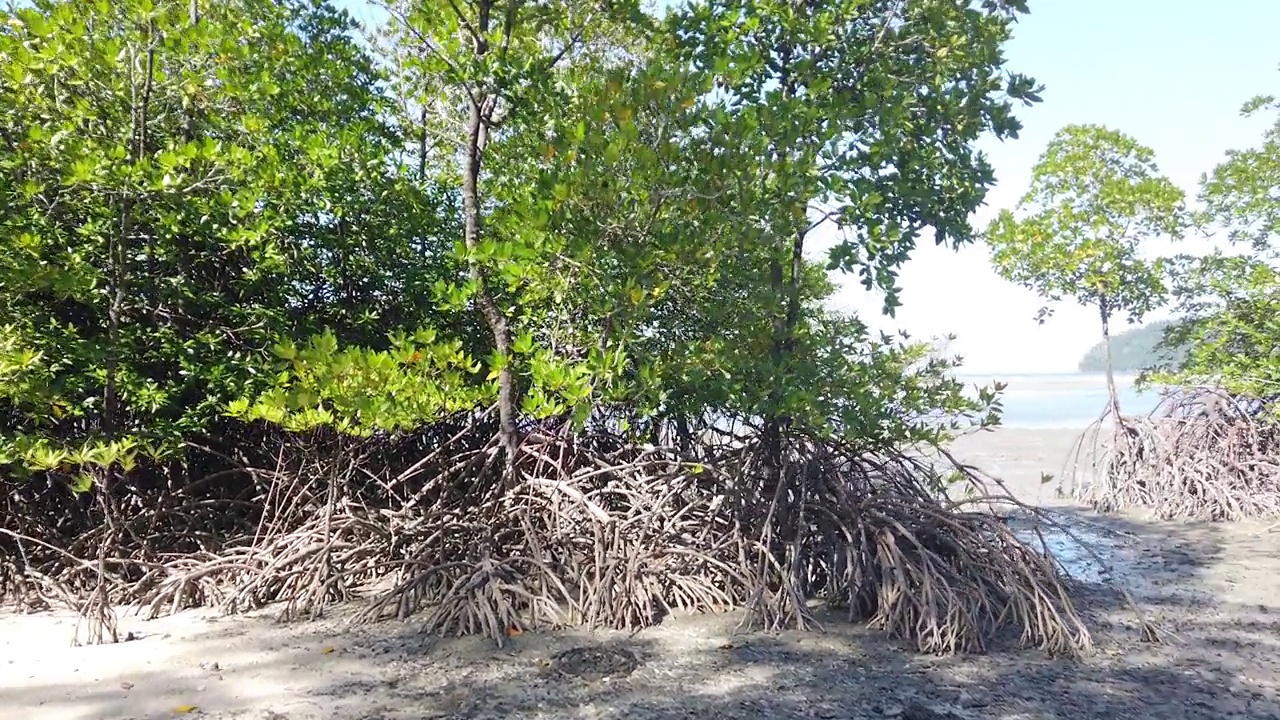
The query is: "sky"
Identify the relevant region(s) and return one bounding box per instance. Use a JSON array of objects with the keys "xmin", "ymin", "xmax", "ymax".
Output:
[{"xmin": 337, "ymin": 0, "xmax": 1279, "ymax": 374}]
